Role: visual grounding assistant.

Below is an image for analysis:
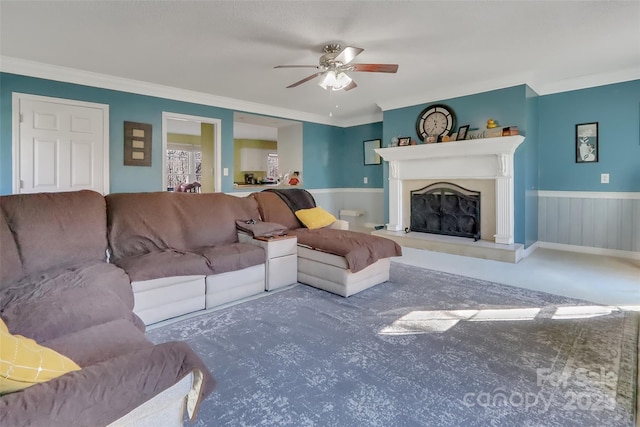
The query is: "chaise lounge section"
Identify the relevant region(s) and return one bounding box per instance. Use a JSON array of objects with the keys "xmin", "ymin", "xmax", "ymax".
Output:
[{"xmin": 250, "ymin": 190, "xmax": 402, "ymax": 297}]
